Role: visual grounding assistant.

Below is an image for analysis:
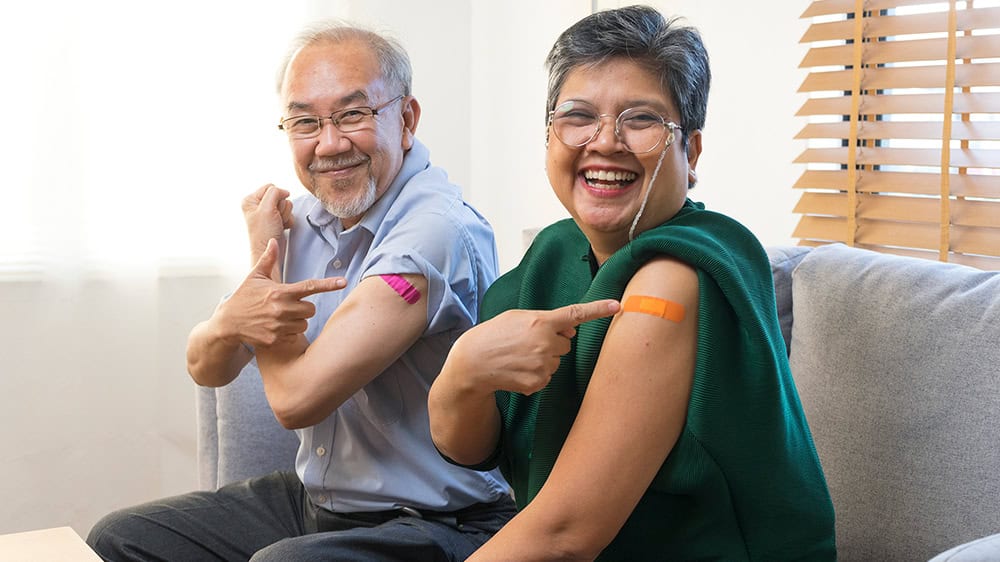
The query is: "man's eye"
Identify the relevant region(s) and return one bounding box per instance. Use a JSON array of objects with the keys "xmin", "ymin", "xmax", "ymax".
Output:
[
  {"xmin": 337, "ymin": 109, "xmax": 368, "ymax": 124},
  {"xmin": 289, "ymin": 117, "xmax": 320, "ymax": 129}
]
